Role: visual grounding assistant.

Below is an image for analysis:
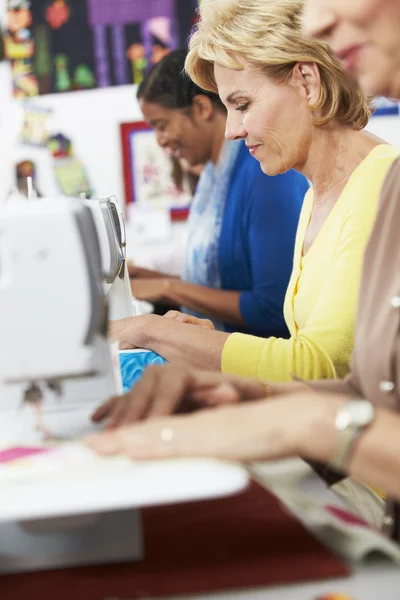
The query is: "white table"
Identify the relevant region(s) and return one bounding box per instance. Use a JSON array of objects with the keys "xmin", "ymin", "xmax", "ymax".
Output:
[
  {"xmin": 1, "ymin": 401, "xmax": 399, "ymax": 594},
  {"xmin": 0, "ymin": 405, "xmax": 249, "ymax": 574}
]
